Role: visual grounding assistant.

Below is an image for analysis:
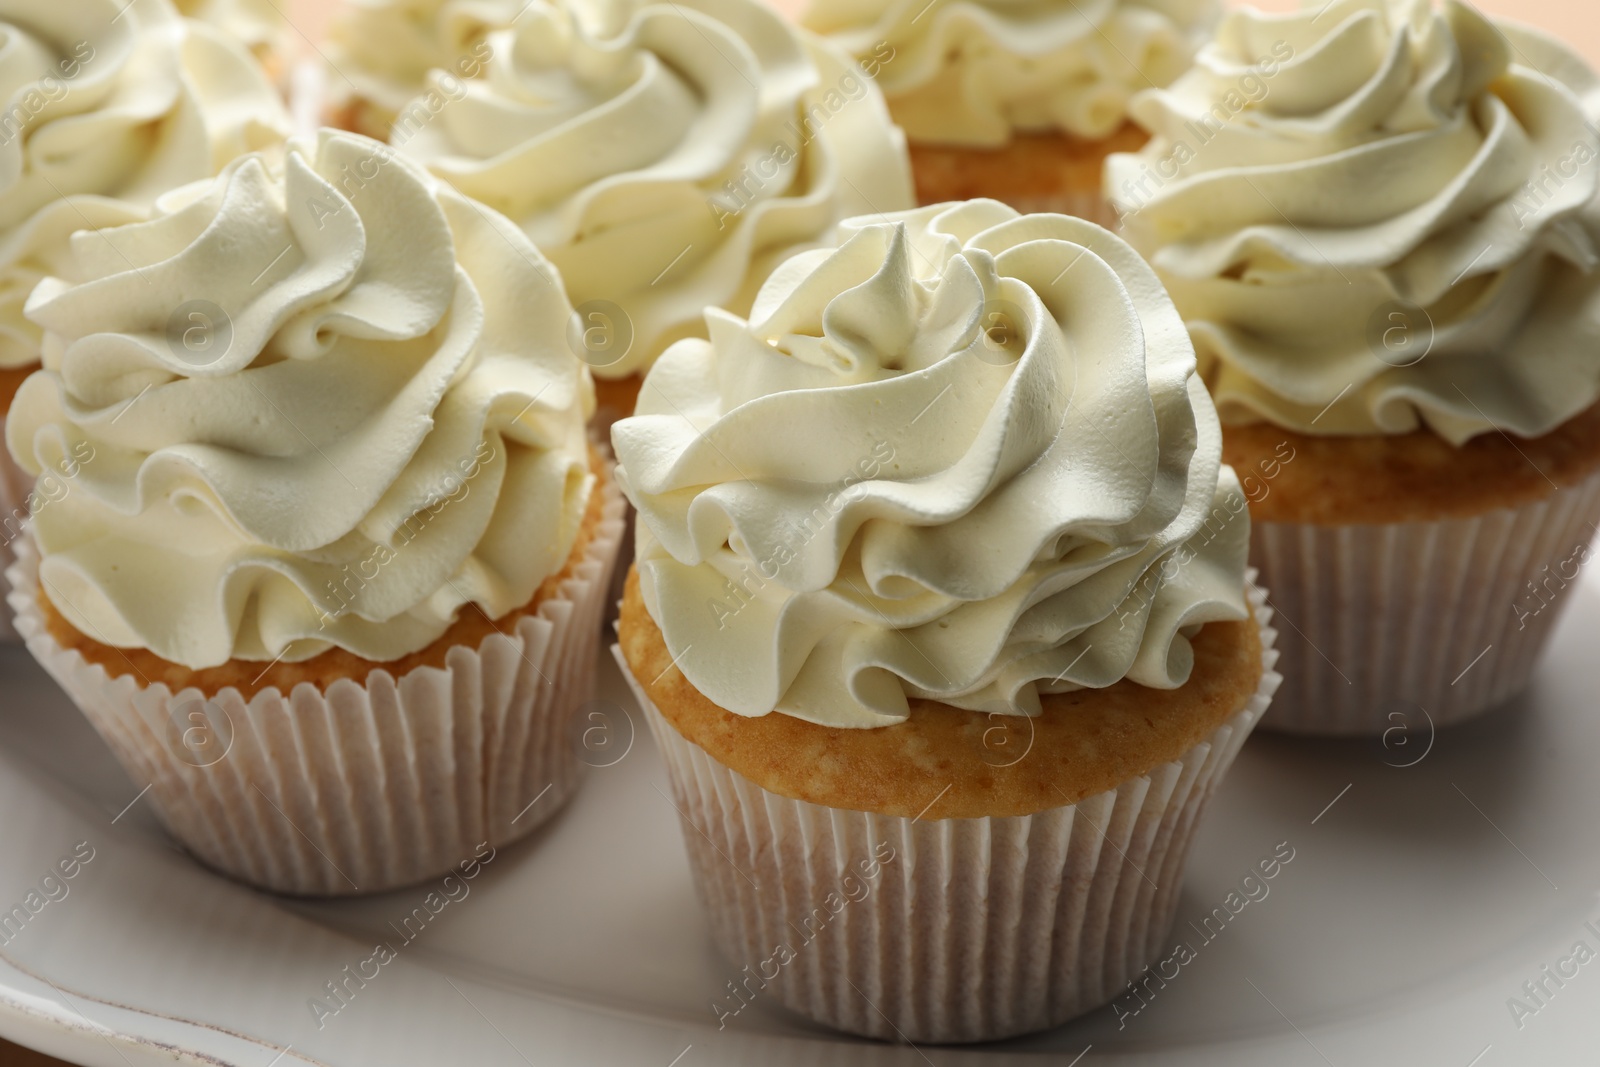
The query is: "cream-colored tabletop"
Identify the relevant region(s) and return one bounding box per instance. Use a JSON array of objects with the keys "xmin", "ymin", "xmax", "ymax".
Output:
[{"xmin": 5, "ymin": 0, "xmax": 1598, "ymax": 1063}]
